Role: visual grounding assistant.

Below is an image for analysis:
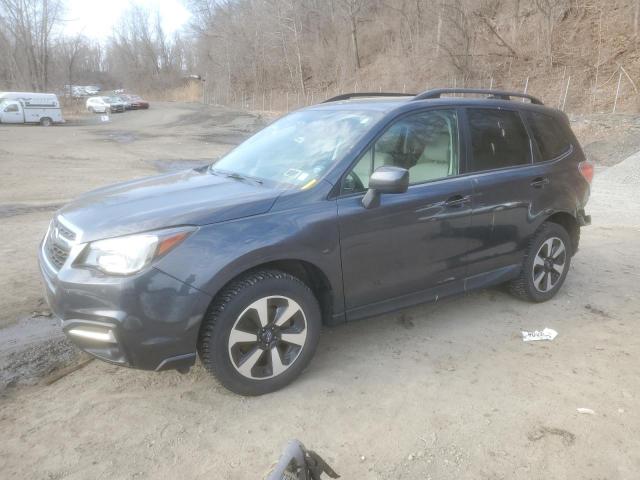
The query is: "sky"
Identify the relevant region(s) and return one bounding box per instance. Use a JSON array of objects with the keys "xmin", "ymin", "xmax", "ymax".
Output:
[{"xmin": 63, "ymin": 0, "xmax": 192, "ymax": 41}]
